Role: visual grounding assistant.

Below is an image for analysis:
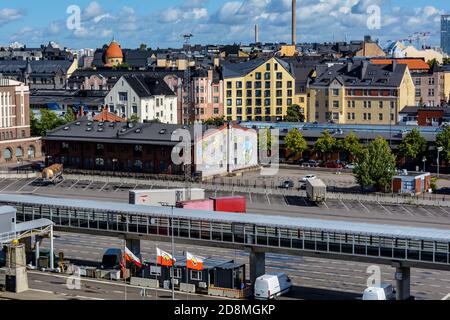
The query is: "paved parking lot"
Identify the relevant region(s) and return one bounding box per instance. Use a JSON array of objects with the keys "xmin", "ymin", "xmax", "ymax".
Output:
[{"xmin": 1, "ymin": 177, "xmax": 450, "ymax": 226}]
